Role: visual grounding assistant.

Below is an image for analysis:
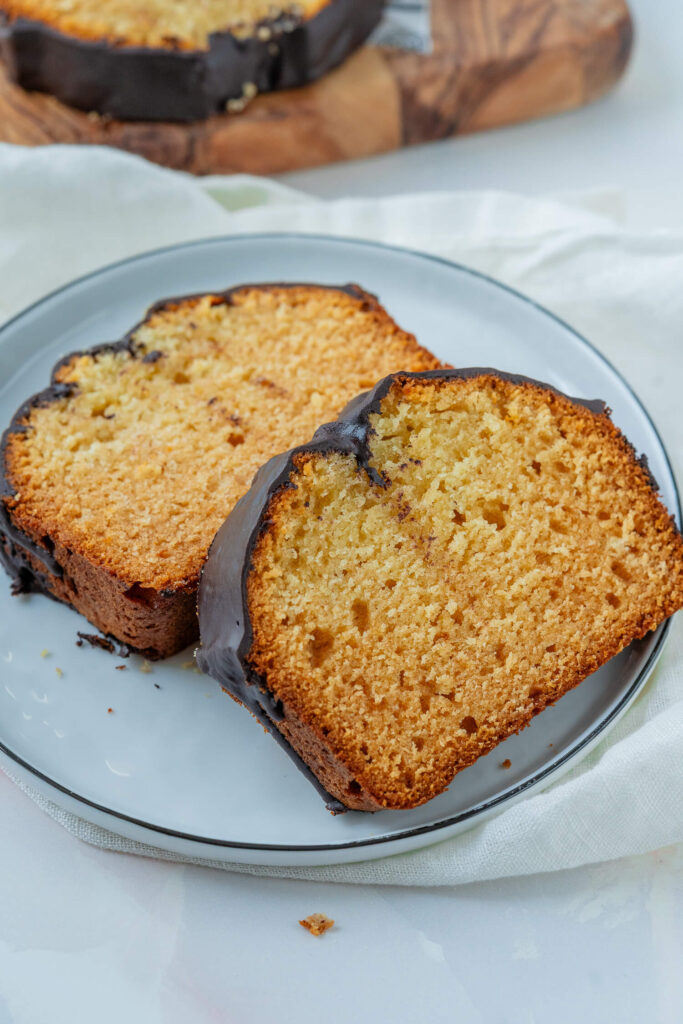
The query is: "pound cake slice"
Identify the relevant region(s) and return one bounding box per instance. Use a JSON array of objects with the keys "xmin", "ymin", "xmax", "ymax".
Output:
[
  {"xmin": 0, "ymin": 284, "xmax": 441, "ymax": 659},
  {"xmin": 197, "ymin": 369, "xmax": 683, "ymax": 812},
  {"xmin": 0, "ymin": 0, "xmax": 385, "ymax": 121}
]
